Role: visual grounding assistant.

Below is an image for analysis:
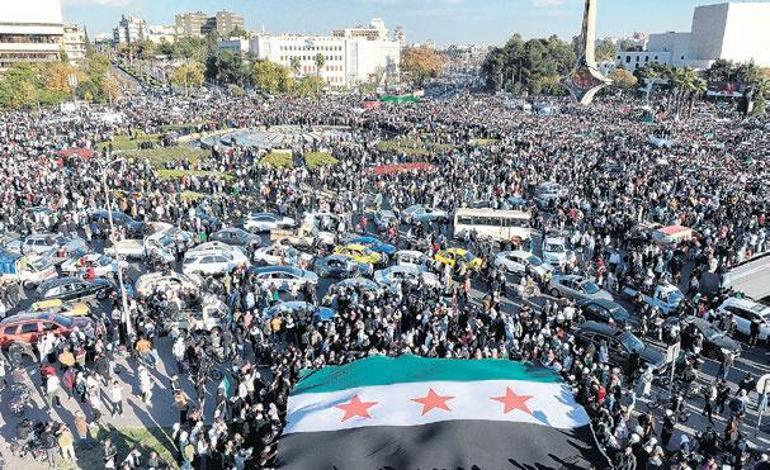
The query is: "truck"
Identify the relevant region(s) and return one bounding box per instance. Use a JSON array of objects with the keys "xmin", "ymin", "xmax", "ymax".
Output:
[{"xmin": 622, "ymin": 282, "xmax": 685, "ymax": 316}]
